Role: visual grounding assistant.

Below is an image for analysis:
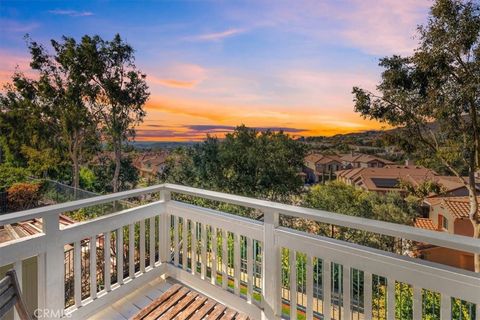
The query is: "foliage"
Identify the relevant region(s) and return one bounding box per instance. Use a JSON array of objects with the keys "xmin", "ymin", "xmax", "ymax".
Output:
[
  {"xmin": 352, "ymin": 0, "xmax": 480, "ymax": 221},
  {"xmin": 26, "ymin": 35, "xmax": 100, "ymax": 189},
  {"xmin": 79, "ymin": 167, "xmax": 97, "ymax": 191},
  {"xmin": 82, "ymin": 34, "xmax": 150, "ymax": 192},
  {"xmin": 1, "ymin": 33, "xmax": 146, "ymax": 194},
  {"xmin": 301, "ymin": 181, "xmax": 418, "ymax": 251},
  {"xmin": 7, "ymin": 182, "xmax": 41, "ymax": 211},
  {"xmin": 21, "ymin": 145, "xmax": 61, "ymax": 178},
  {"xmin": 0, "ymin": 73, "xmax": 60, "ymax": 167},
  {"xmin": 90, "ymin": 155, "xmax": 139, "ymax": 193},
  {"xmin": 0, "ymin": 164, "xmax": 30, "ymax": 191},
  {"xmin": 398, "ymin": 179, "xmax": 446, "ymax": 202},
  {"xmin": 162, "ymin": 125, "xmax": 307, "ymax": 202}
]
